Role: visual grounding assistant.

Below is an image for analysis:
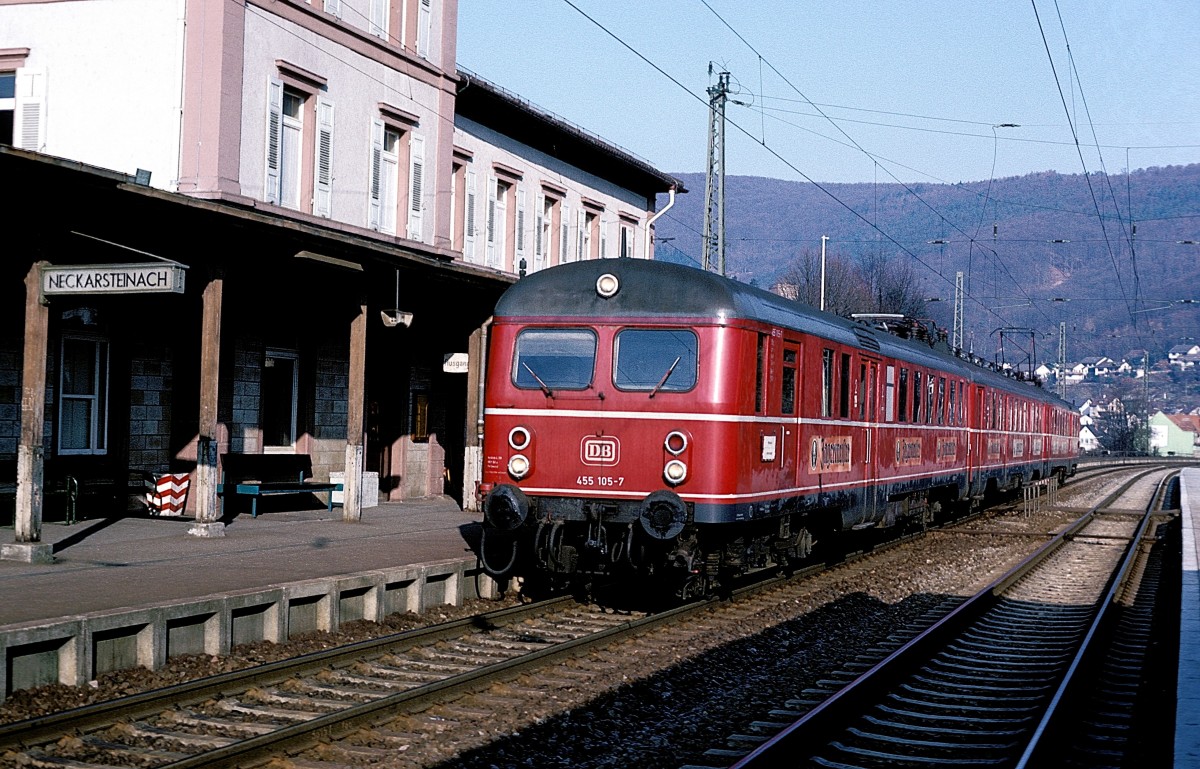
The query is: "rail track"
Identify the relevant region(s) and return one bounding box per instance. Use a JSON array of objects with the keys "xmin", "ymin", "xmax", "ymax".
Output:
[
  {"xmin": 0, "ymin": 466, "xmax": 1154, "ymax": 769},
  {"xmin": 706, "ymin": 467, "xmax": 1175, "ymax": 769}
]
